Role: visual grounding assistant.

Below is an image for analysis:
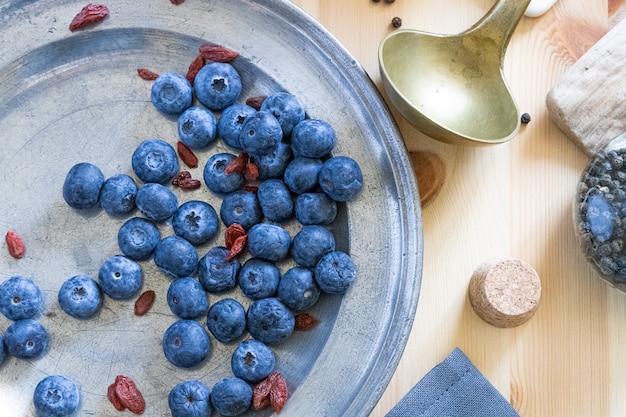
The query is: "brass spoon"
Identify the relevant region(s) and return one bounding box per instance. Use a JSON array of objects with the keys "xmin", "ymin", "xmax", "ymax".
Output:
[{"xmin": 379, "ymin": 0, "xmax": 531, "ymax": 145}]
